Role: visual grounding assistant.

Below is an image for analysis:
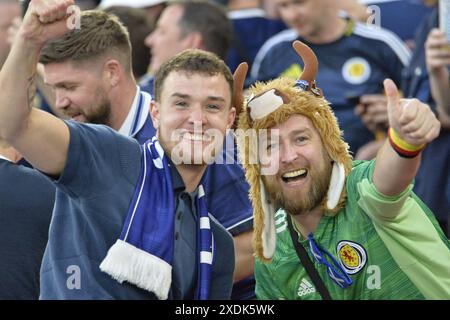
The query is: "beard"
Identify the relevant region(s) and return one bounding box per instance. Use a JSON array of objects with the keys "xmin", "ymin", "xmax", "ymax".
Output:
[
  {"xmin": 85, "ymin": 95, "xmax": 112, "ymax": 126},
  {"xmin": 263, "ymin": 160, "xmax": 332, "ymax": 216},
  {"xmin": 63, "ymin": 89, "xmax": 112, "ymax": 126}
]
